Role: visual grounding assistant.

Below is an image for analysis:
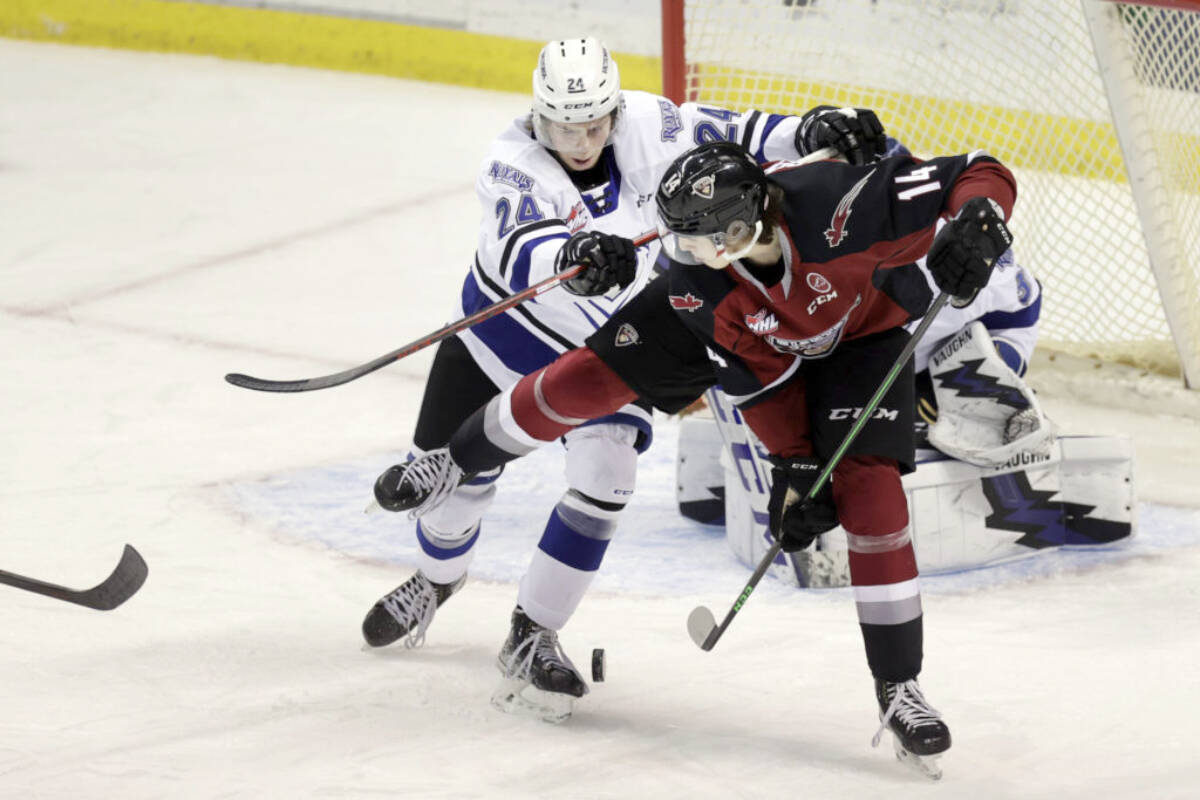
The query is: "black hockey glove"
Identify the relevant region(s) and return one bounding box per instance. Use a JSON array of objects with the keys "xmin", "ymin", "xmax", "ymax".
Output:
[
  {"xmin": 796, "ymin": 105, "xmax": 886, "ymax": 166},
  {"xmin": 927, "ymin": 196, "xmax": 1013, "ymax": 307},
  {"xmin": 767, "ymin": 456, "xmax": 839, "ymax": 553},
  {"xmin": 555, "ymin": 230, "xmax": 638, "ymax": 296}
]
